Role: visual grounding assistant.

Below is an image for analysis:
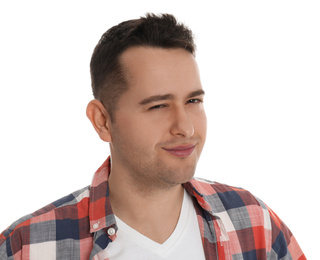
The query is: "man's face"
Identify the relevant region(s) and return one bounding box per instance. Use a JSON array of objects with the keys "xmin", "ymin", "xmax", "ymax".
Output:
[{"xmin": 109, "ymin": 47, "xmax": 207, "ymax": 189}]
